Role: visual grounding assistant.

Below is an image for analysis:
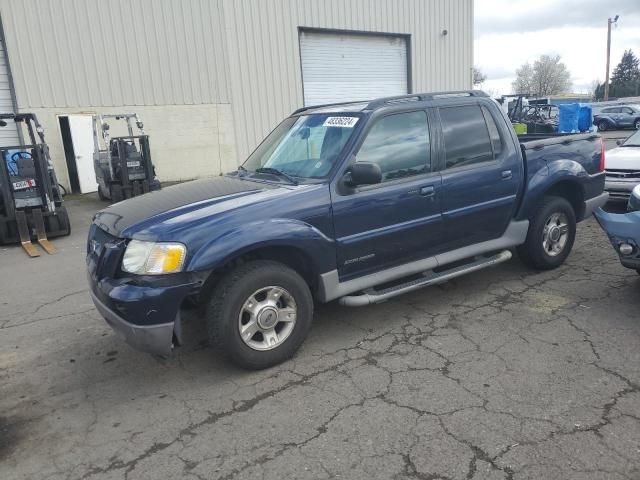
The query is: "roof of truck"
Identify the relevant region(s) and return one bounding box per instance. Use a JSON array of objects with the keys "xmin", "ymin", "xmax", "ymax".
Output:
[{"xmin": 294, "ymin": 90, "xmax": 490, "ymax": 115}]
